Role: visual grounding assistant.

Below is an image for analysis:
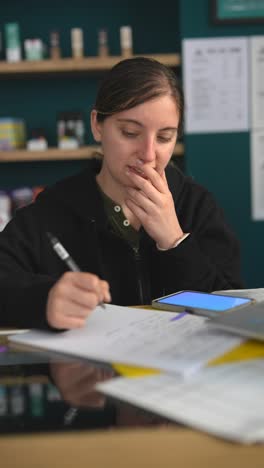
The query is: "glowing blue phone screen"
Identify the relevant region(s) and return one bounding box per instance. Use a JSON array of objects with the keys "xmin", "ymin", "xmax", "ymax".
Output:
[{"xmin": 158, "ymin": 292, "xmax": 251, "ymax": 311}]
